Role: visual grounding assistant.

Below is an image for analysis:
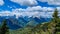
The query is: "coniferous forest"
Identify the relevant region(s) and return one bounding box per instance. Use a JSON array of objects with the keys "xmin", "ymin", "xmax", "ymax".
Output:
[{"xmin": 0, "ymin": 9, "xmax": 60, "ymax": 34}]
